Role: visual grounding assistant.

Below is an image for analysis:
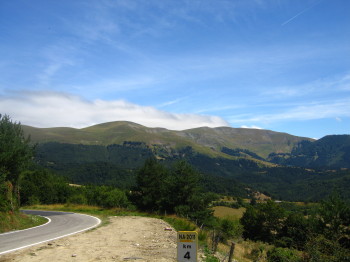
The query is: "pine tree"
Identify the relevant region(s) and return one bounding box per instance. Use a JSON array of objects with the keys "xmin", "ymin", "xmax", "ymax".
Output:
[{"xmin": 135, "ymin": 158, "xmax": 168, "ymax": 212}]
